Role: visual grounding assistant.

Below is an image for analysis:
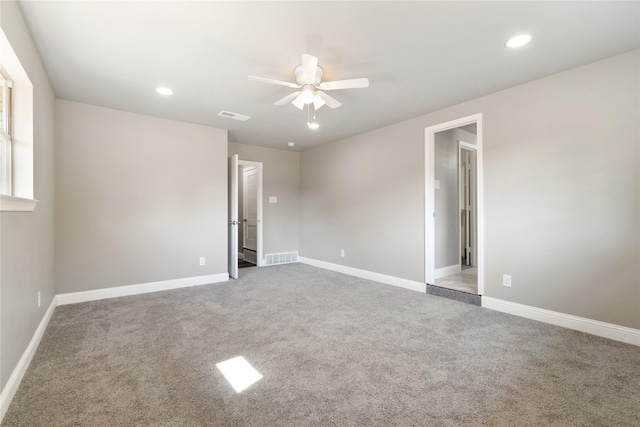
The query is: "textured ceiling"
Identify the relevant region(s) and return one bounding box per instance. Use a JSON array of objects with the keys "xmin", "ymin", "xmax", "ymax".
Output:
[{"xmin": 17, "ymin": 1, "xmax": 640, "ymax": 151}]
